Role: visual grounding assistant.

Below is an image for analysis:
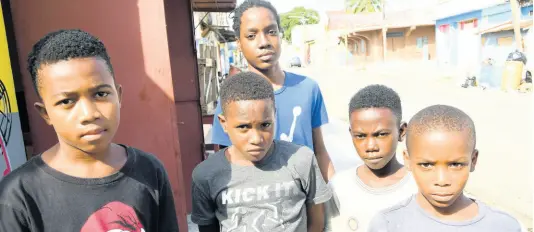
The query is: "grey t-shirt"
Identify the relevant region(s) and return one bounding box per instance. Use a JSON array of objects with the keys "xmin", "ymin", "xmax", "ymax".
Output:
[
  {"xmin": 368, "ymin": 194, "xmax": 522, "ymax": 232},
  {"xmin": 191, "ymin": 140, "xmax": 332, "ymax": 232}
]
